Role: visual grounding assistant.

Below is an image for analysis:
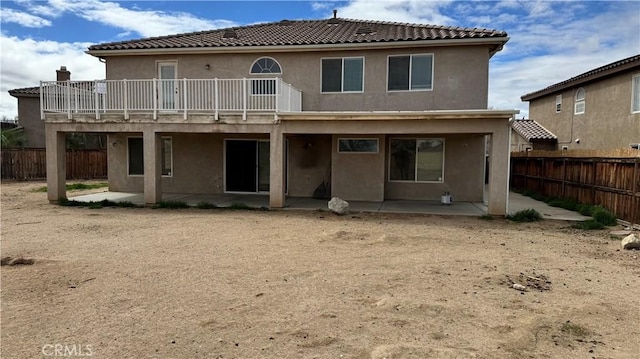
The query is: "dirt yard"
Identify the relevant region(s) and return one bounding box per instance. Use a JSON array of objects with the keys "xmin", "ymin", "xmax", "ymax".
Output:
[{"xmin": 1, "ymin": 181, "xmax": 639, "ymax": 358}]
